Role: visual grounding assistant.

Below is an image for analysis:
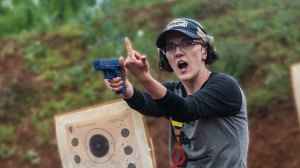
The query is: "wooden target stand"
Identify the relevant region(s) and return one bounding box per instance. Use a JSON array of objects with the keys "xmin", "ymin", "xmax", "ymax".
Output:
[
  {"xmin": 291, "ymin": 63, "xmax": 300, "ymax": 127},
  {"xmin": 55, "ymin": 99, "xmax": 156, "ymax": 168}
]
